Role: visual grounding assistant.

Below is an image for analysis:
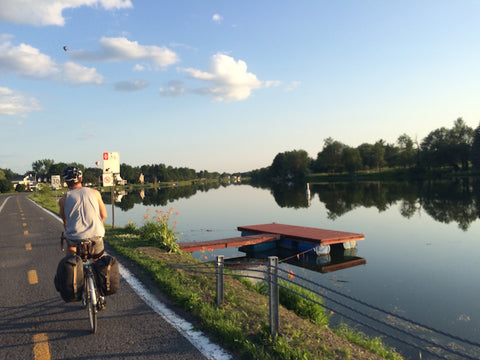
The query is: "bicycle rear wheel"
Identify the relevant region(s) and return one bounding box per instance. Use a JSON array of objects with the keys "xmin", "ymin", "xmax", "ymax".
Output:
[{"xmin": 87, "ymin": 275, "xmax": 97, "ymax": 333}]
